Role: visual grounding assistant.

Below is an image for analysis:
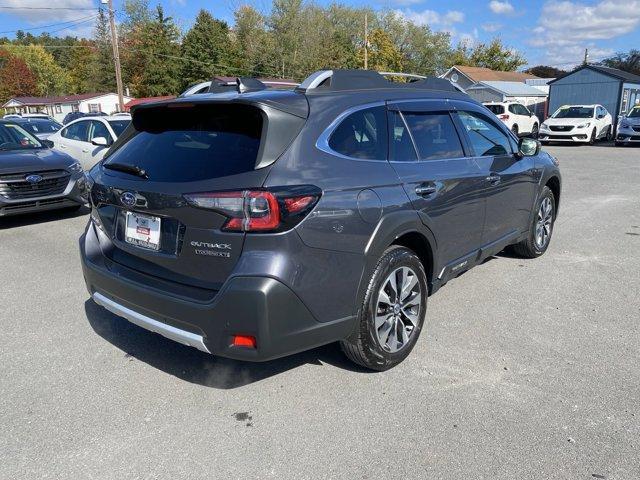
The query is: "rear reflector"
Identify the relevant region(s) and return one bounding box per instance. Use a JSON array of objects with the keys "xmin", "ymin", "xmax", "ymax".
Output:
[{"xmin": 232, "ymin": 335, "xmax": 257, "ymax": 348}]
